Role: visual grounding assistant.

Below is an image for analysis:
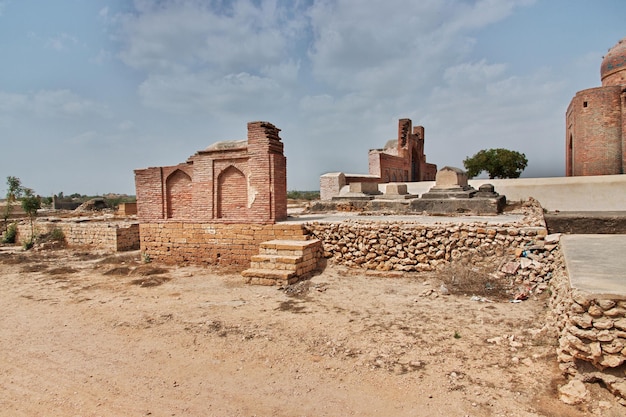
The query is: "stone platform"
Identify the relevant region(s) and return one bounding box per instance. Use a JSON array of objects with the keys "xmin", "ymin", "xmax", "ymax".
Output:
[{"xmin": 561, "ymin": 234, "xmax": 626, "ymax": 297}]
